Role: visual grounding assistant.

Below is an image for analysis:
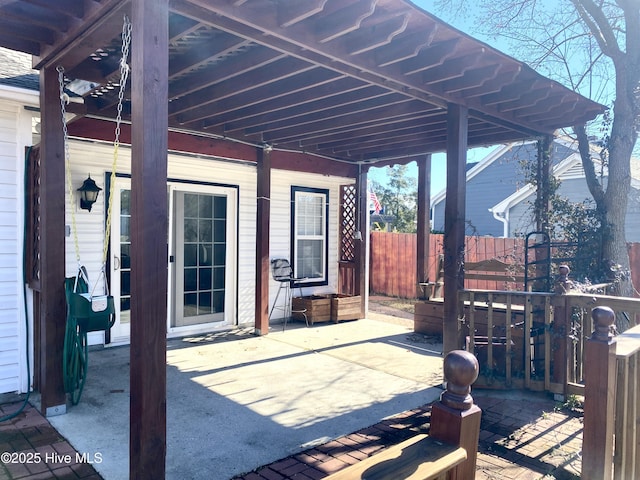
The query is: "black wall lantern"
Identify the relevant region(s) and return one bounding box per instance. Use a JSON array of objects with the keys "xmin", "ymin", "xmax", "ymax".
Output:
[{"xmin": 77, "ymin": 174, "xmax": 102, "ymax": 212}]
